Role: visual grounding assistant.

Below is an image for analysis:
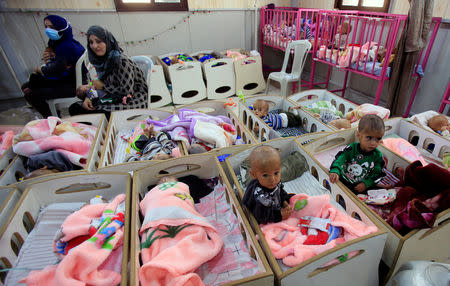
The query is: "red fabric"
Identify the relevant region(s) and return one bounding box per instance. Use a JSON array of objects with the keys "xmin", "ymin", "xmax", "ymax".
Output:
[
  {"xmin": 372, "ymin": 161, "xmax": 450, "ymax": 235},
  {"xmin": 300, "ymin": 227, "xmax": 329, "ymax": 245}
]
